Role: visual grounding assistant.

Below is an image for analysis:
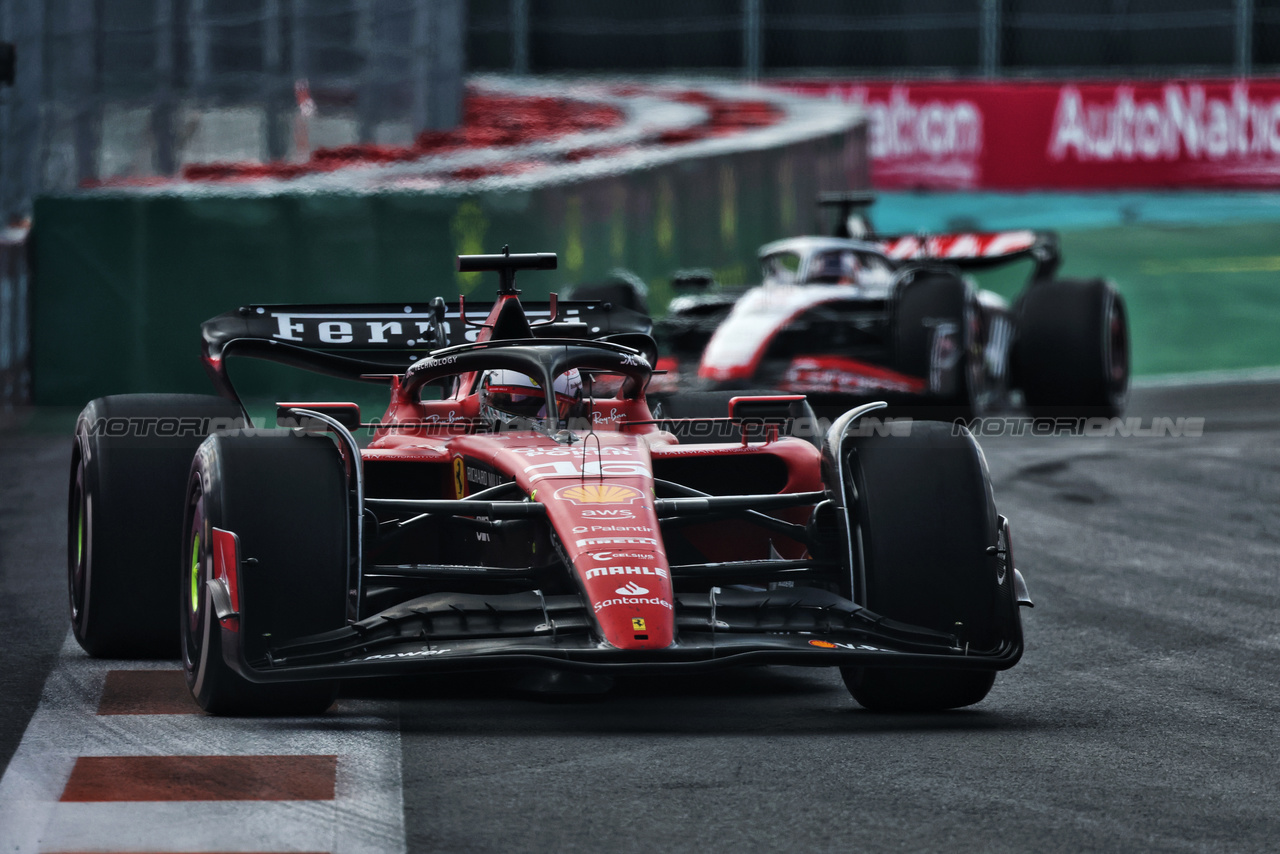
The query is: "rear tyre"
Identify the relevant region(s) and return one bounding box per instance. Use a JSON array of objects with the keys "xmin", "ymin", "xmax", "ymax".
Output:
[
  {"xmin": 647, "ymin": 389, "xmax": 822, "ymax": 446},
  {"xmin": 68, "ymin": 394, "xmax": 243, "ymax": 658},
  {"xmin": 182, "ymin": 430, "xmax": 347, "ymax": 715},
  {"xmin": 893, "ymin": 272, "xmax": 979, "ymax": 420},
  {"xmin": 1014, "ymin": 278, "xmax": 1129, "ymax": 418},
  {"xmin": 562, "ymin": 273, "xmax": 649, "ymax": 314},
  {"xmin": 839, "ymin": 420, "xmax": 1013, "ymax": 712}
]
